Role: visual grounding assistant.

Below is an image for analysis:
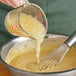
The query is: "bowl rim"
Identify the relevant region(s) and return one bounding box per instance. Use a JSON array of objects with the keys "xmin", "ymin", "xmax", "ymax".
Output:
[{"xmin": 0, "ymin": 33, "xmax": 76, "ymax": 75}]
